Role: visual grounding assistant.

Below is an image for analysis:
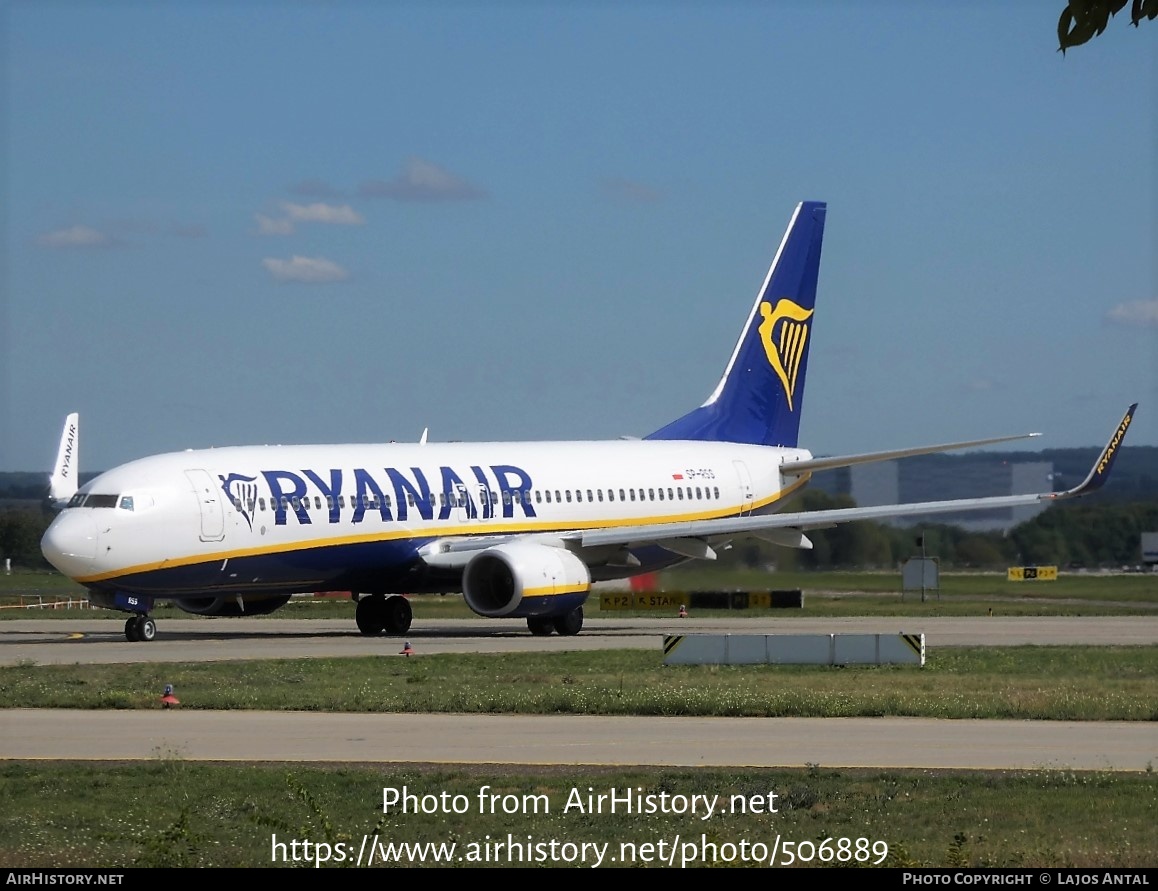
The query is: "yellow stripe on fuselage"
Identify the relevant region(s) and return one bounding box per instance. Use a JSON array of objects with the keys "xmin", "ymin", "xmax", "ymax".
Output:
[{"xmin": 76, "ymin": 475, "xmax": 810, "ymax": 585}]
